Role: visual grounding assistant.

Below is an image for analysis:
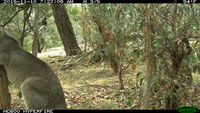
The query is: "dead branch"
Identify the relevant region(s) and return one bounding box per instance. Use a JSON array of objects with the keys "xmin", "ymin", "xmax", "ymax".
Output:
[
  {"xmin": 0, "ymin": 8, "xmax": 23, "ymax": 27},
  {"xmin": 154, "ymin": 10, "xmax": 173, "ymax": 26},
  {"xmin": 65, "ymin": 49, "xmax": 99, "ymax": 66}
]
